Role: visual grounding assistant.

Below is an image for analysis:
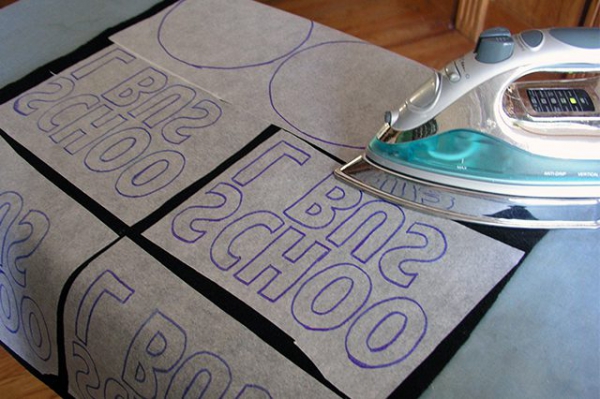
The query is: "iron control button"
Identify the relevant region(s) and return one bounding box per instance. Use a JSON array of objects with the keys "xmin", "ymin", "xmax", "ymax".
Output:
[
  {"xmin": 475, "ymin": 27, "xmax": 514, "ymax": 63},
  {"xmin": 521, "ymin": 30, "xmax": 543, "ymax": 48},
  {"xmin": 444, "ymin": 61, "xmax": 461, "ymax": 82}
]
